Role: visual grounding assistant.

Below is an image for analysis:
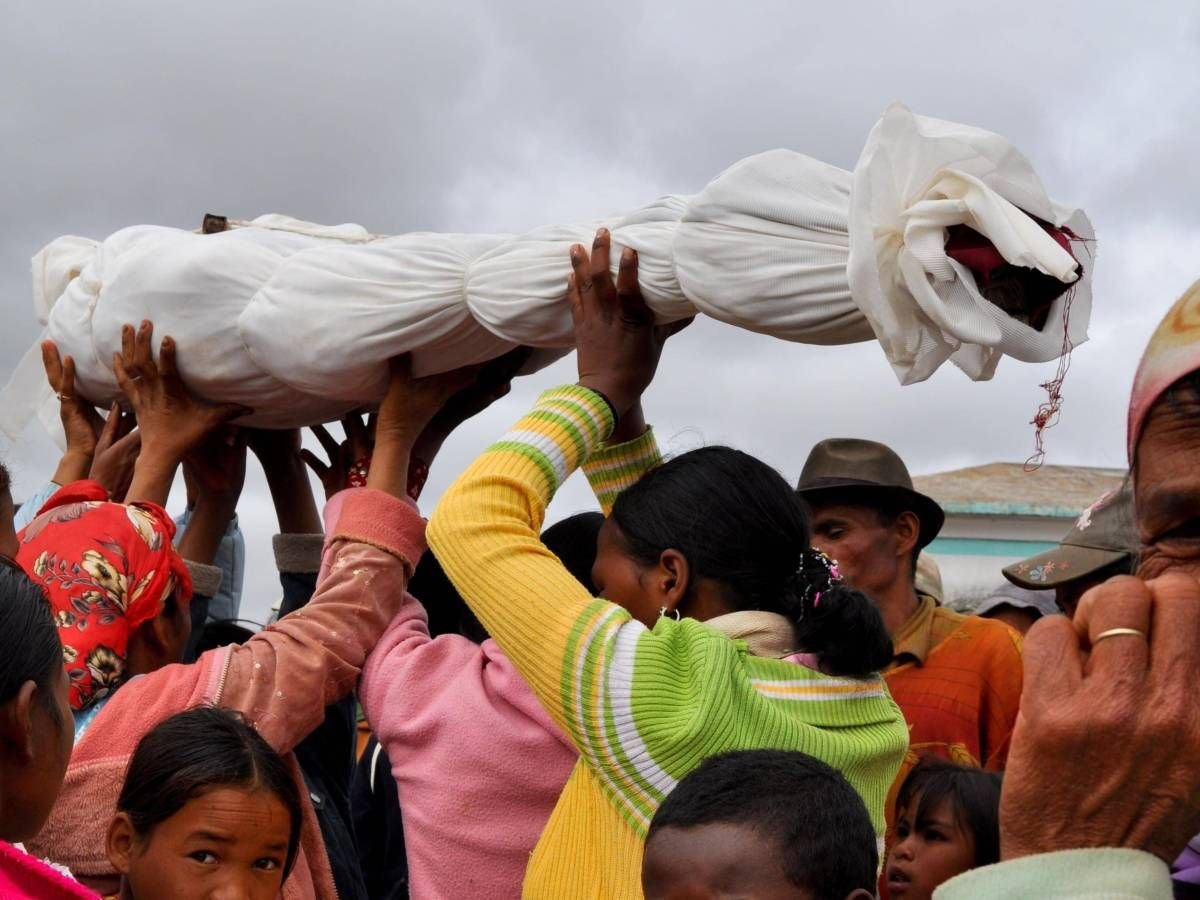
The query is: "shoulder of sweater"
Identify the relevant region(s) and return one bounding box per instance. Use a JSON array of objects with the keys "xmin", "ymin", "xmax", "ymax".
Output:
[{"xmin": 69, "ymin": 657, "xmax": 219, "ymax": 763}]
